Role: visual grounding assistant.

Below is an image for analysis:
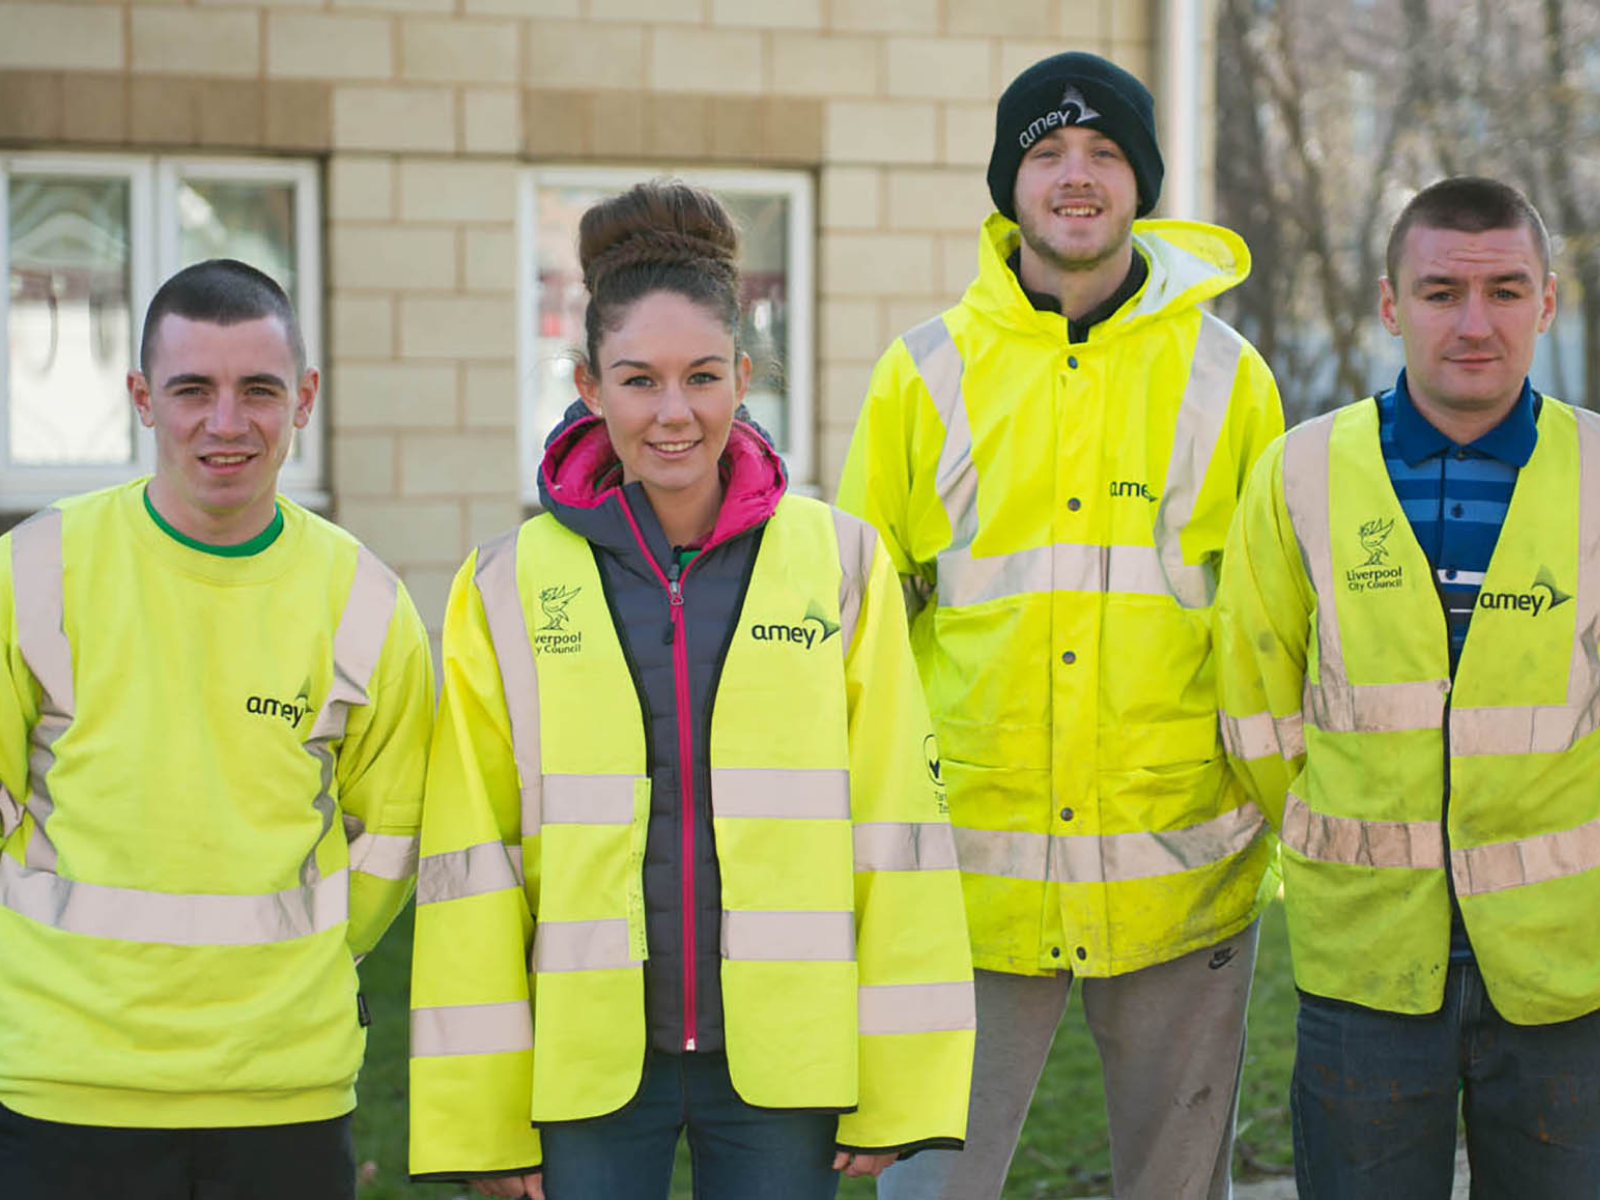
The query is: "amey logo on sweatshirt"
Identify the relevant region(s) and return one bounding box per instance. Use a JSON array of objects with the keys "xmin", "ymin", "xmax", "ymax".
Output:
[{"xmin": 246, "ymin": 684, "xmax": 313, "ymax": 727}]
